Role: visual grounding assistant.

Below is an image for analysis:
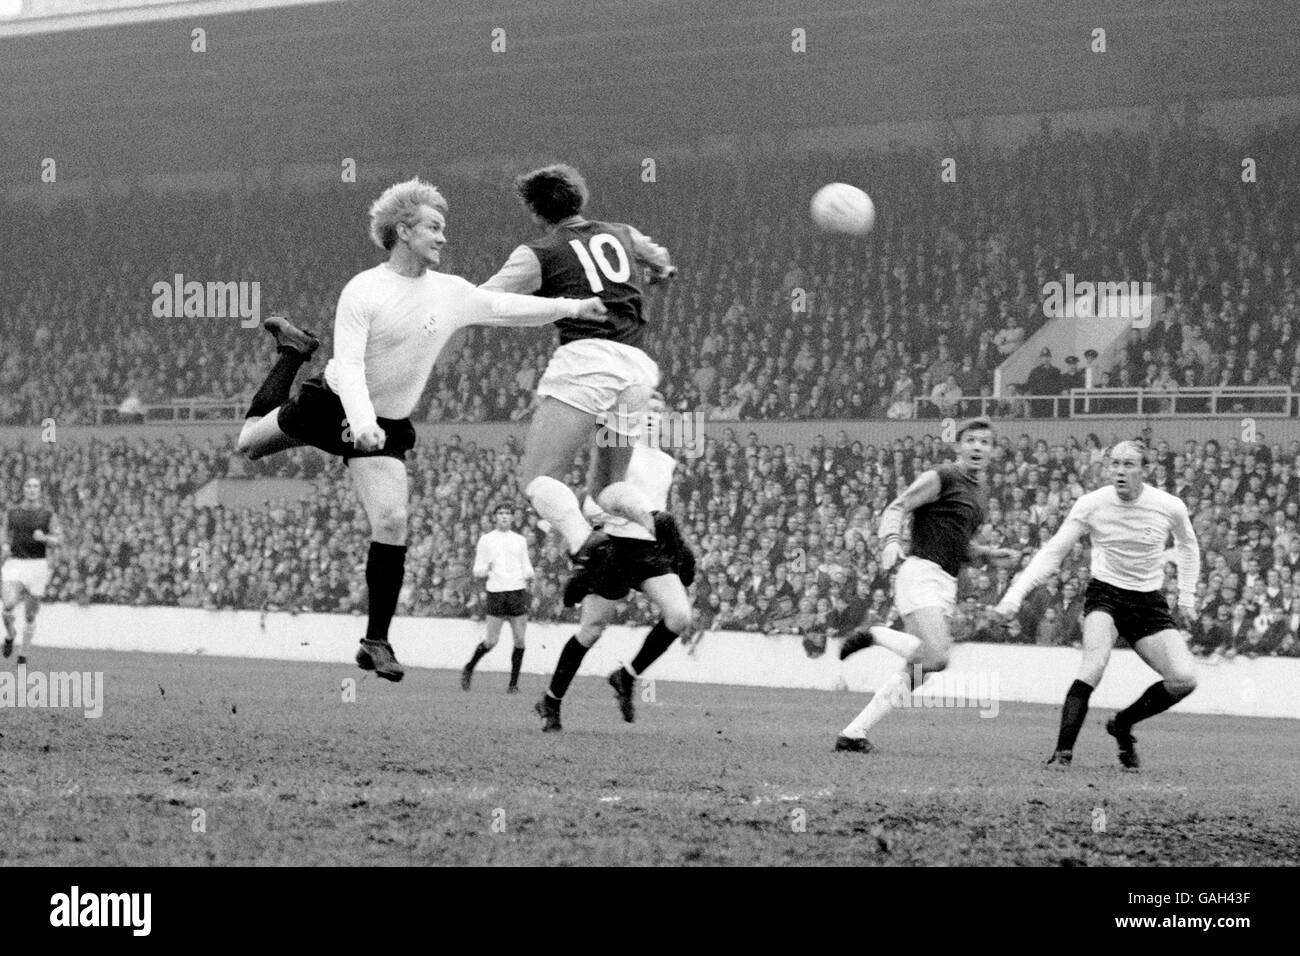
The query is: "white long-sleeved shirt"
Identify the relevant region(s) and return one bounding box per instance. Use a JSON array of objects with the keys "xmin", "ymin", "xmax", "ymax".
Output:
[
  {"xmin": 581, "ymin": 444, "xmax": 677, "ymax": 540},
  {"xmin": 999, "ymin": 484, "xmax": 1200, "ymax": 612},
  {"xmin": 472, "ymin": 529, "xmax": 534, "ymax": 592},
  {"xmin": 479, "ymin": 218, "xmax": 673, "ymax": 293},
  {"xmin": 324, "ymin": 264, "xmax": 585, "ymax": 434}
]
